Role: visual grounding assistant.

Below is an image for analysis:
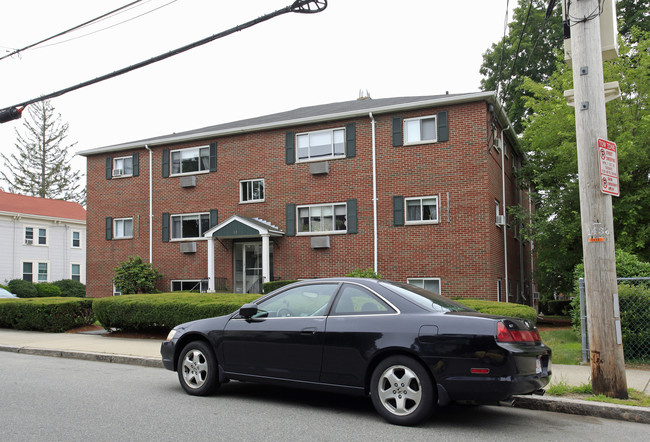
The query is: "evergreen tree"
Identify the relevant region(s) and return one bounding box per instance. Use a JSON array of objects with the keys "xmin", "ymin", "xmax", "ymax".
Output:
[{"xmin": 0, "ymin": 100, "xmax": 85, "ymax": 204}]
